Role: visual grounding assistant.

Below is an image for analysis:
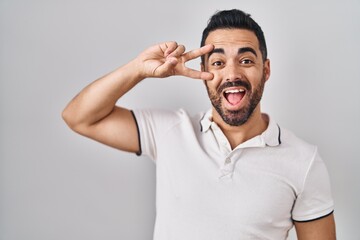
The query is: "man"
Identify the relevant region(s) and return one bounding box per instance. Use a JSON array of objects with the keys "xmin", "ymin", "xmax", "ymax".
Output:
[{"xmin": 62, "ymin": 9, "xmax": 336, "ymax": 240}]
